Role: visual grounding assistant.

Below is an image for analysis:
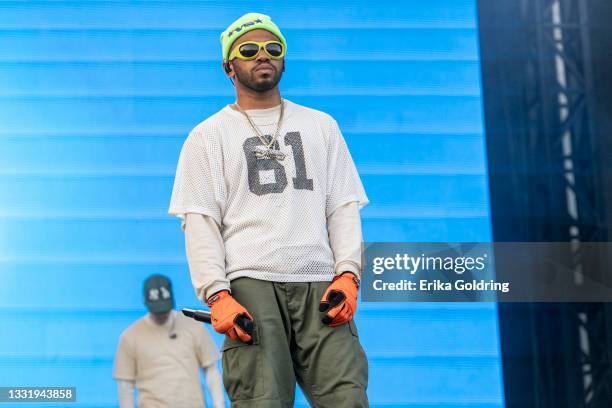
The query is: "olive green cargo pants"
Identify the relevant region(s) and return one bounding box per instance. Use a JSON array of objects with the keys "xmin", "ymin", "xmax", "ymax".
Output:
[{"xmin": 221, "ymin": 277, "xmax": 369, "ymax": 407}]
